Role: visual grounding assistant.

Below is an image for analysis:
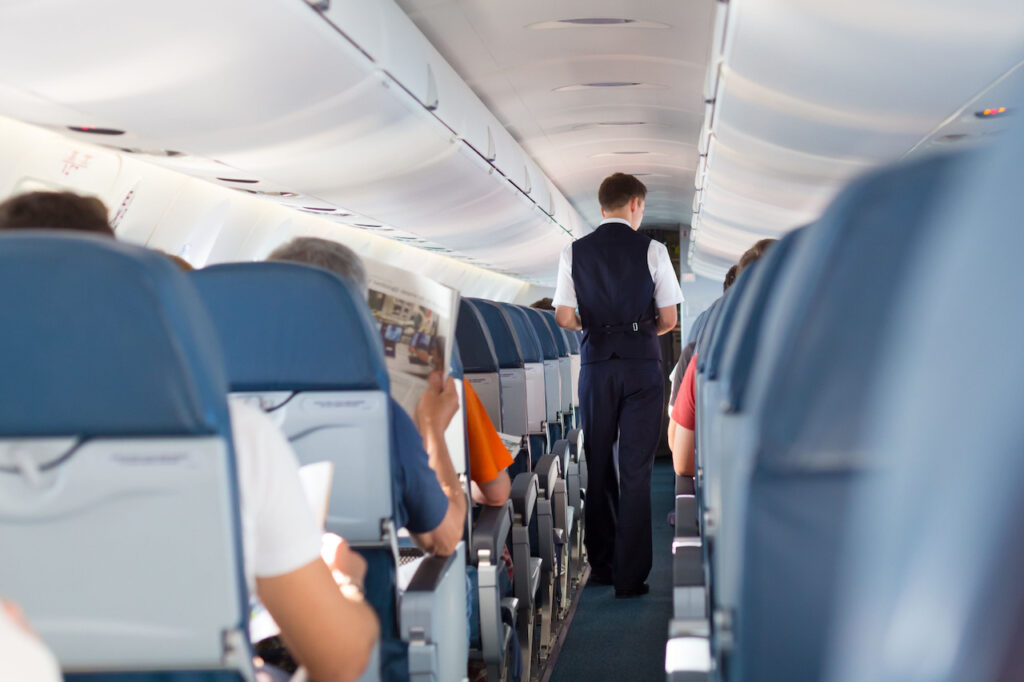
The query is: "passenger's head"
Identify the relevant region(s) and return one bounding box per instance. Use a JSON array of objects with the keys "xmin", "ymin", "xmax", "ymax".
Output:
[
  {"xmin": 598, "ymin": 173, "xmax": 647, "ymax": 228},
  {"xmin": 736, "ymin": 238, "xmax": 776, "ymax": 275},
  {"xmin": 723, "ymin": 265, "xmax": 738, "ymax": 292},
  {"xmin": 530, "ymin": 297, "xmax": 554, "ymax": 311},
  {"xmin": 0, "ymin": 191, "xmax": 114, "ymax": 236},
  {"xmin": 268, "ymin": 237, "xmax": 368, "ymax": 298}
]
